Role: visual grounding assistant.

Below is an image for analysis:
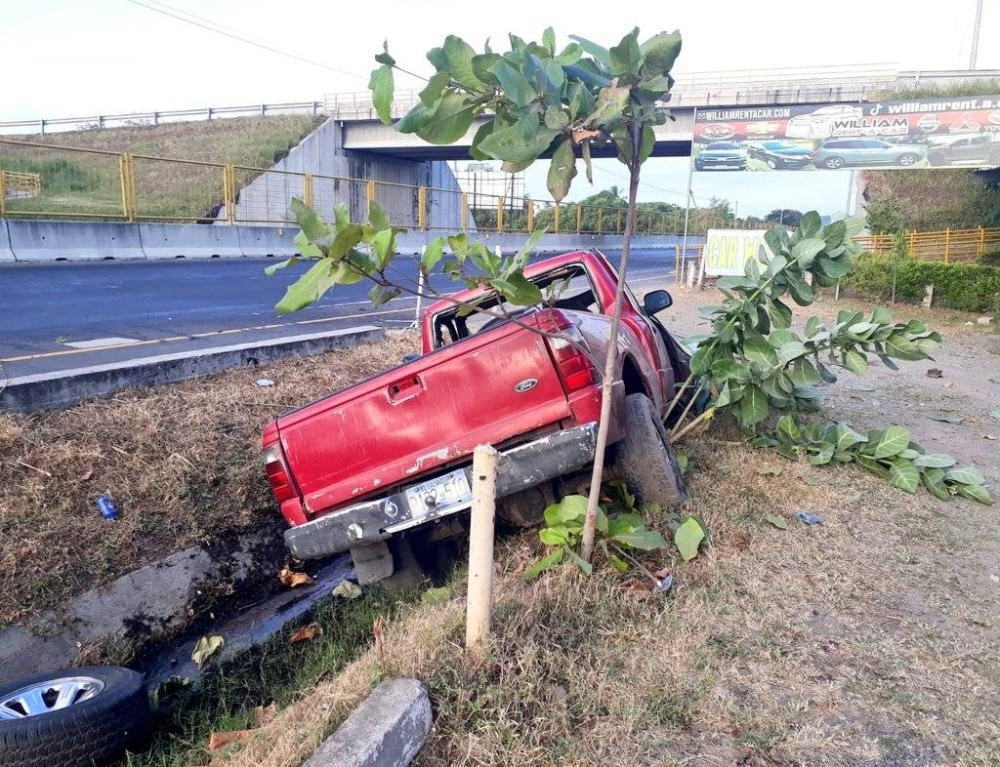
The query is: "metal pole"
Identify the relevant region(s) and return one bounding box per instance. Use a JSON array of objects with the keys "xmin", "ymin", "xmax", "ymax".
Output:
[
  {"xmin": 845, "ymin": 170, "xmax": 856, "ymax": 218},
  {"xmin": 412, "ymin": 253, "xmax": 425, "ymax": 329},
  {"xmin": 970, "ymin": 0, "xmax": 984, "ymax": 69},
  {"xmin": 680, "ymin": 157, "xmax": 695, "ymax": 283}
]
